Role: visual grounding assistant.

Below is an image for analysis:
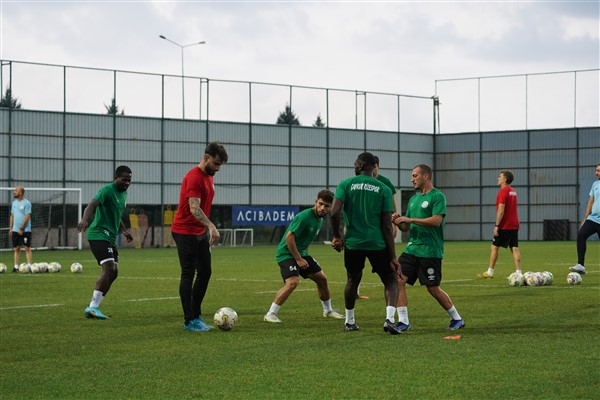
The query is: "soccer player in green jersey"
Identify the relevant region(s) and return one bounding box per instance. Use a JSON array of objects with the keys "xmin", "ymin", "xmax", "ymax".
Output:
[
  {"xmin": 392, "ymin": 164, "xmax": 464, "ymax": 331},
  {"xmin": 264, "ymin": 189, "xmax": 344, "ymax": 323},
  {"xmin": 330, "ymin": 152, "xmax": 401, "ymax": 334},
  {"xmin": 77, "ymin": 166, "xmax": 133, "ymax": 319}
]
